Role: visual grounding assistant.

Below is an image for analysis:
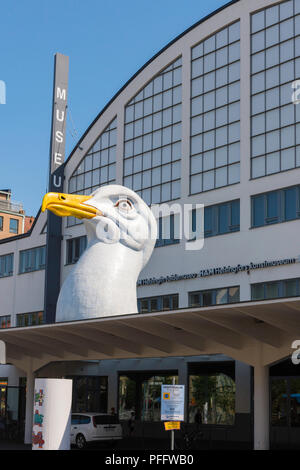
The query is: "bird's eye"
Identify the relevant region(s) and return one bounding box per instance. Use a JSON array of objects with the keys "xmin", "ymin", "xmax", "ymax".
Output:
[{"xmin": 115, "ymin": 199, "xmax": 133, "ymax": 212}]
